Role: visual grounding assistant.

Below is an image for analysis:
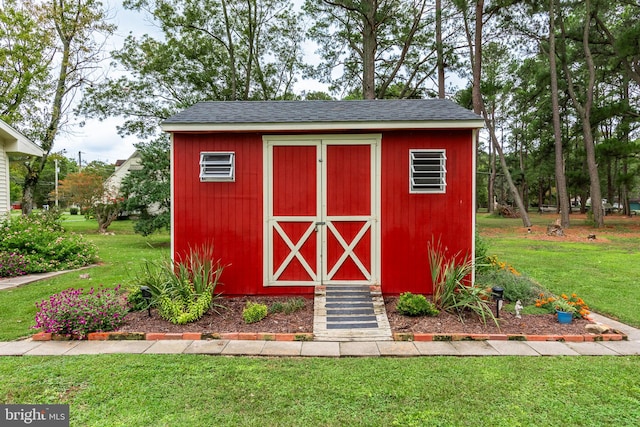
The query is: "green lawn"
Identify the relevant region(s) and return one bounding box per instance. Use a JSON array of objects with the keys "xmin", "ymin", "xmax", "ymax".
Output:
[
  {"xmin": 1, "ymin": 355, "xmax": 639, "ymax": 426},
  {"xmin": 477, "ymin": 213, "xmax": 640, "ymax": 327},
  {"xmin": 1, "ymin": 214, "xmax": 640, "ymax": 426}
]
